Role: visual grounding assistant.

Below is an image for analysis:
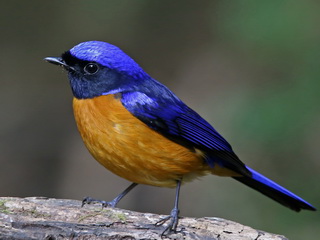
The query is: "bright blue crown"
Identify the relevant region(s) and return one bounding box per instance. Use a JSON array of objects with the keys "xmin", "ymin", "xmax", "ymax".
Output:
[{"xmin": 70, "ymin": 41, "xmax": 149, "ymax": 79}]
